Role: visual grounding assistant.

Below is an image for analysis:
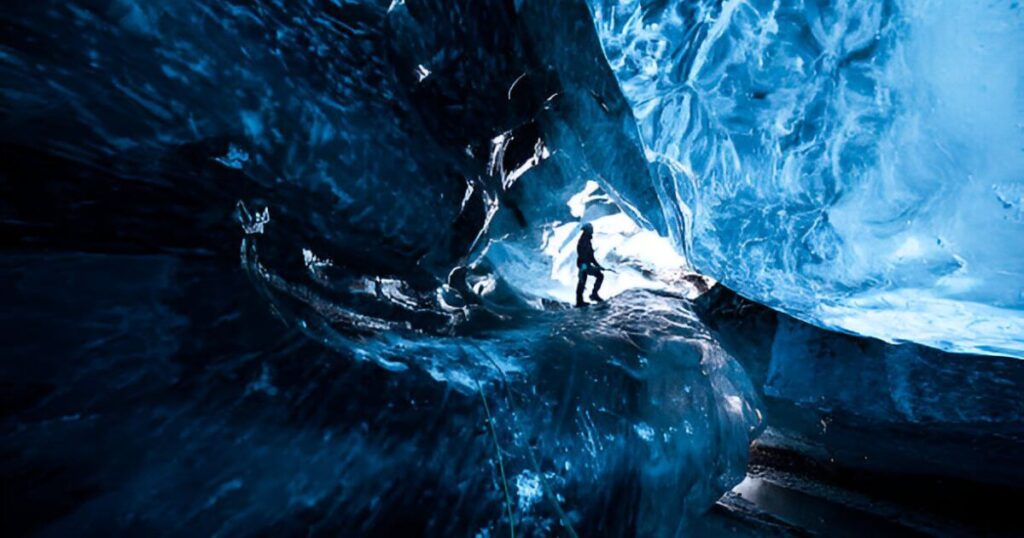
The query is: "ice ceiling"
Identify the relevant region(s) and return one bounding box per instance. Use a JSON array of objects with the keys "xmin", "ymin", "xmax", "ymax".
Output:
[
  {"xmin": 586, "ymin": 0, "xmax": 1024, "ymax": 358},
  {"xmin": 4, "ymin": 0, "xmax": 1019, "ymax": 357}
]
